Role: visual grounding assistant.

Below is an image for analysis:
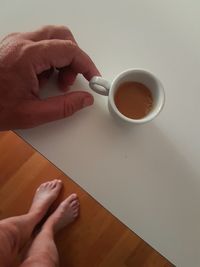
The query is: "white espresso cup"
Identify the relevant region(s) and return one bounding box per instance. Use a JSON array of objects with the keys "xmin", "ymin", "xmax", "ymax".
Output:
[{"xmin": 89, "ymin": 69, "xmax": 165, "ymax": 124}]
